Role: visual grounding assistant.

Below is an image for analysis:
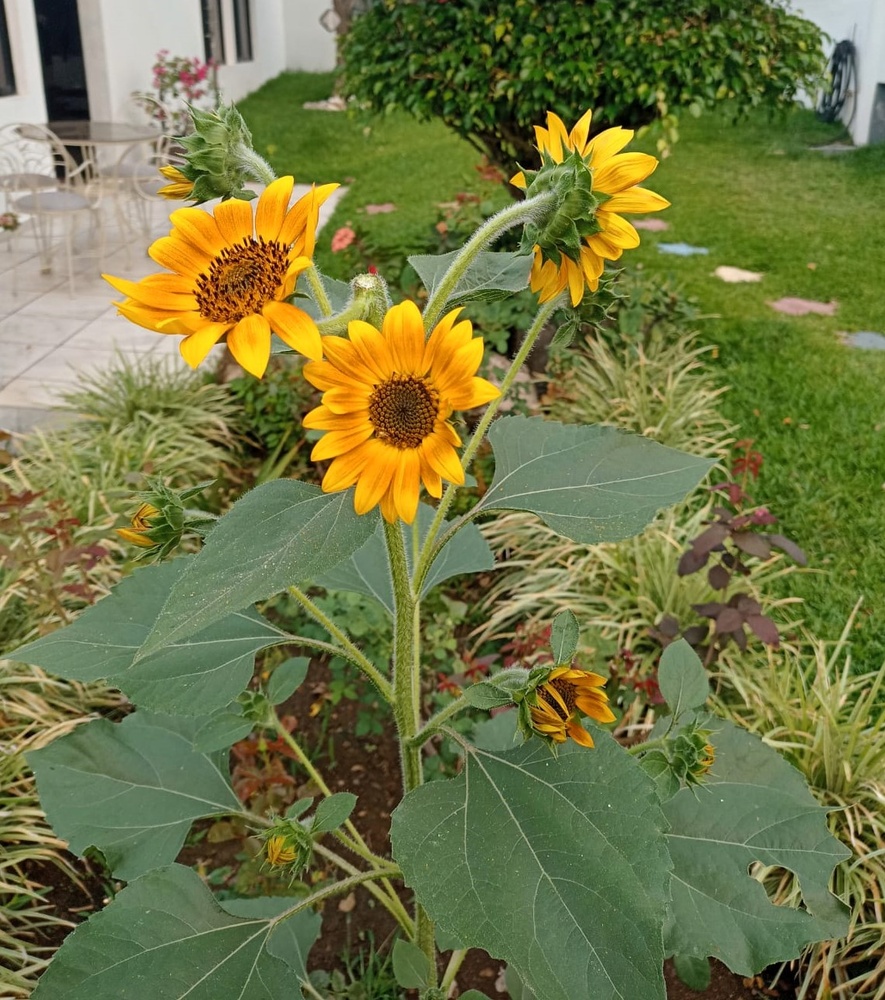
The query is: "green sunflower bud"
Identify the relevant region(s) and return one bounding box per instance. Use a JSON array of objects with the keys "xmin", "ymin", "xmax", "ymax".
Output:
[
  {"xmin": 116, "ymin": 477, "xmax": 216, "ymax": 559},
  {"xmin": 518, "ymin": 149, "xmax": 604, "ymax": 264},
  {"xmin": 176, "ymin": 101, "xmax": 274, "ymax": 202},
  {"xmin": 262, "ymin": 817, "xmax": 313, "ymax": 879}
]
